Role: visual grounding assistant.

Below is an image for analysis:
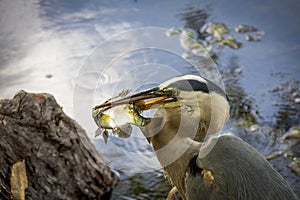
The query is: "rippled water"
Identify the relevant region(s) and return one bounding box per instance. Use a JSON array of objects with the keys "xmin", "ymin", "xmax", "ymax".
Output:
[{"xmin": 1, "ymin": 0, "xmax": 299, "ymax": 199}]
